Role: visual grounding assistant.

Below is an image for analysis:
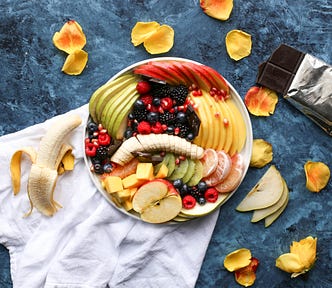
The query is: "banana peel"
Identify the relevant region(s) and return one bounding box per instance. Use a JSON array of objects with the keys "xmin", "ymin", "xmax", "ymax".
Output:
[{"xmin": 10, "ymin": 114, "xmax": 82, "ymax": 217}]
